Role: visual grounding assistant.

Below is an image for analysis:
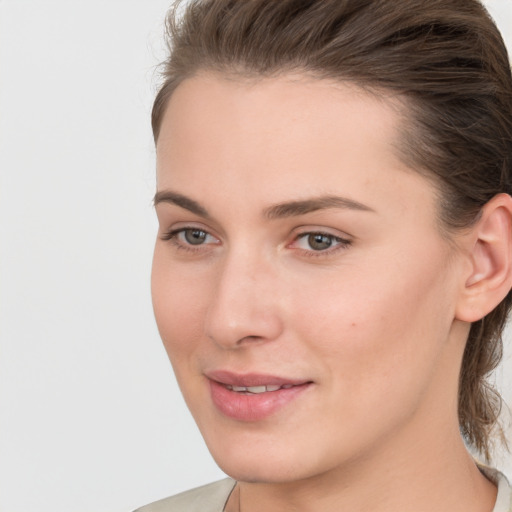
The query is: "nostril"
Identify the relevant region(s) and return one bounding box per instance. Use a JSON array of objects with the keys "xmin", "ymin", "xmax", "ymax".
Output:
[{"xmin": 206, "ymin": 332, "xmax": 268, "ymax": 349}]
